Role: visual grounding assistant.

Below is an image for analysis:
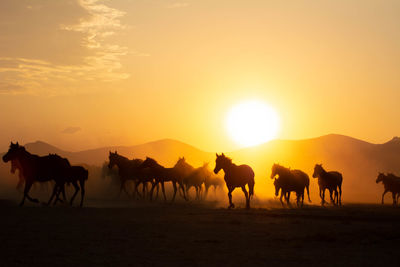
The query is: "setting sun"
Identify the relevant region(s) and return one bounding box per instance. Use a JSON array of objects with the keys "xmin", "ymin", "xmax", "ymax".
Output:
[{"xmin": 226, "ymin": 100, "xmax": 280, "ymax": 147}]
